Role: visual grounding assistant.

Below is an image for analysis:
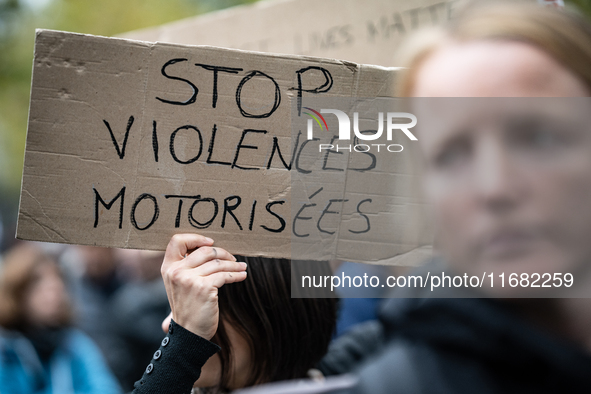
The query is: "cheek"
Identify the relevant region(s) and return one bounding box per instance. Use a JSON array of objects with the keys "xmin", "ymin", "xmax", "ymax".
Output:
[
  {"xmin": 425, "ymin": 175, "xmax": 475, "ymax": 247},
  {"xmin": 532, "ymin": 160, "xmax": 591, "ymax": 267},
  {"xmin": 193, "ymin": 354, "xmax": 221, "ymax": 388},
  {"xmin": 25, "ymin": 284, "xmax": 50, "ymax": 312},
  {"xmin": 225, "ymin": 328, "xmax": 254, "ymax": 389},
  {"xmin": 229, "ymin": 342, "xmax": 252, "ymax": 386},
  {"xmin": 23, "ymin": 290, "xmax": 42, "ymax": 316}
]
